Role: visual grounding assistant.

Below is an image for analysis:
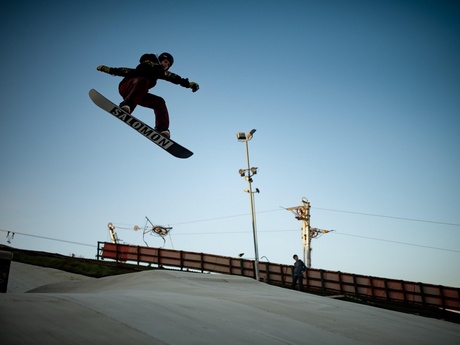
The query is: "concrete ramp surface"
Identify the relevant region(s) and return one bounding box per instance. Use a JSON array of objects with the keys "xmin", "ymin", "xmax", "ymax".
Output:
[{"xmin": 1, "ymin": 262, "xmax": 459, "ymax": 344}]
